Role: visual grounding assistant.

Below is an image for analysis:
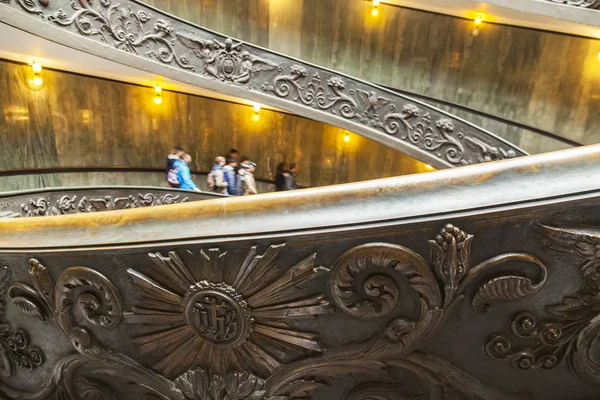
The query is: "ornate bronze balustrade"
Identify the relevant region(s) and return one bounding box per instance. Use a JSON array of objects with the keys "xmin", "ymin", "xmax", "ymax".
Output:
[
  {"xmin": 0, "ymin": 0, "xmax": 527, "ymax": 169},
  {"xmin": 0, "ymin": 144, "xmax": 599, "ymax": 399},
  {"xmin": 0, "ymin": 186, "xmax": 222, "ymax": 219}
]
